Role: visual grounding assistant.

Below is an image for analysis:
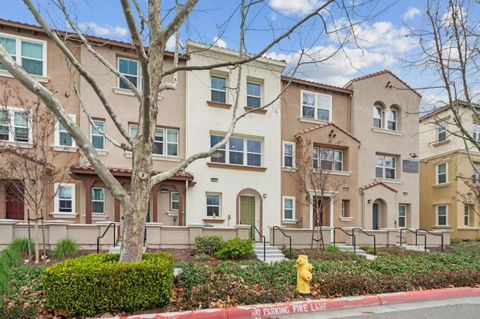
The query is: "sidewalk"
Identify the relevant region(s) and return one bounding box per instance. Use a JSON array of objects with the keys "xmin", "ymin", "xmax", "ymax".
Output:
[{"xmin": 116, "ymin": 287, "xmax": 480, "ymax": 319}]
